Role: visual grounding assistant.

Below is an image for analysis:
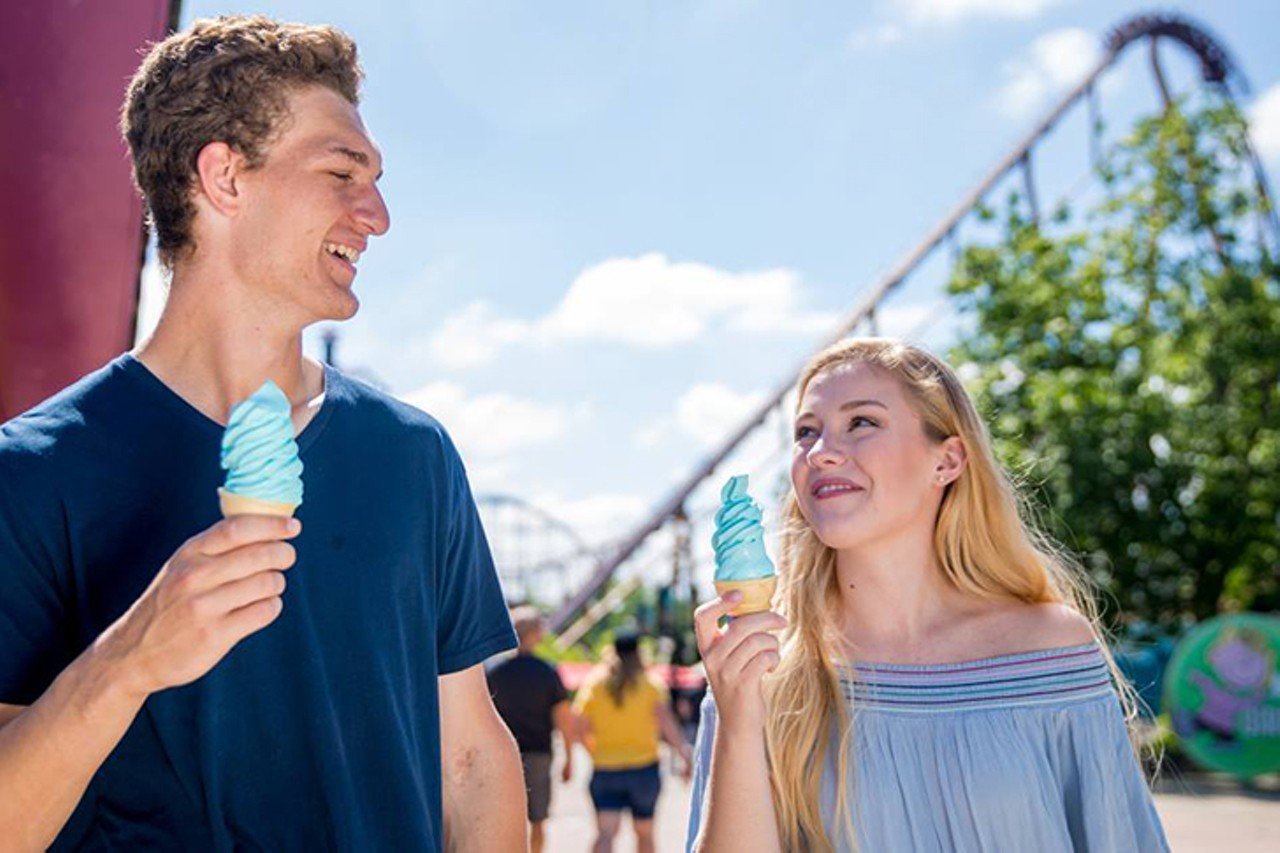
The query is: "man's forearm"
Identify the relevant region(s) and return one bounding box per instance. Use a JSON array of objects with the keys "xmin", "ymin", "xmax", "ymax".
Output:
[
  {"xmin": 442, "ymin": 725, "xmax": 526, "ymax": 852},
  {"xmin": 552, "ymin": 702, "xmax": 576, "ymax": 750},
  {"xmin": 0, "ymin": 638, "xmax": 147, "ymax": 850}
]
